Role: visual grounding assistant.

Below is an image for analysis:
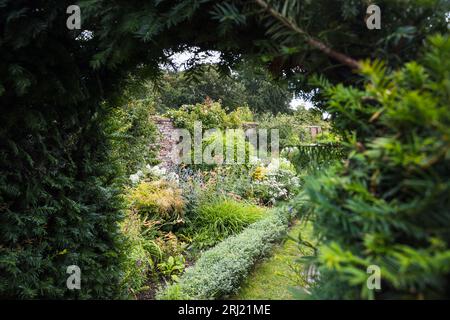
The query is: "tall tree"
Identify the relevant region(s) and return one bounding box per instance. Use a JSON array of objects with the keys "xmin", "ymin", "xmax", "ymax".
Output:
[{"xmin": 130, "ymin": 63, "xmax": 292, "ymax": 114}]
